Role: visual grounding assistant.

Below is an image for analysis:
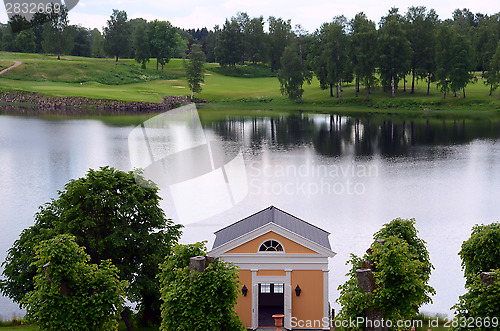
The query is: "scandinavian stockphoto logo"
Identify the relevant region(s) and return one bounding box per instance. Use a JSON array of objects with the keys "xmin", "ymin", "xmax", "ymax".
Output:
[
  {"xmin": 4, "ymin": 0, "xmax": 79, "ymax": 22},
  {"xmin": 128, "ymin": 104, "xmax": 248, "ymax": 224}
]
